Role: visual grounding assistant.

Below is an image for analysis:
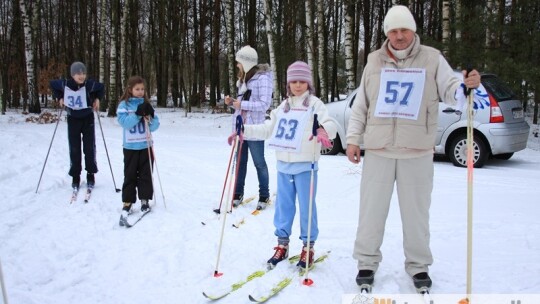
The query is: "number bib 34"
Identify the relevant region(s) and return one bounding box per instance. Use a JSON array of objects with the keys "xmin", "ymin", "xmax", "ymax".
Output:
[
  {"xmin": 374, "ymin": 68, "xmax": 425, "ymax": 120},
  {"xmin": 64, "ymin": 86, "xmax": 88, "ymax": 110},
  {"xmin": 267, "ymin": 107, "xmax": 312, "ymax": 153}
]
